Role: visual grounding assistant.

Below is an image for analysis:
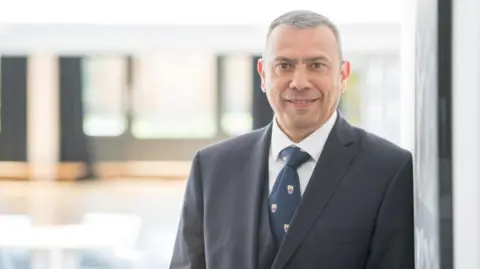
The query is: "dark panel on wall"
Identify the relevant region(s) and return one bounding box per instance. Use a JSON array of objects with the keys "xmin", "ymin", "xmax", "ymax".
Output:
[
  {"xmin": 0, "ymin": 56, "xmax": 28, "ymax": 161},
  {"xmin": 414, "ymin": 0, "xmax": 453, "ymax": 266},
  {"xmin": 436, "ymin": 0, "xmax": 453, "ymax": 266},
  {"xmin": 252, "ymin": 56, "xmax": 273, "ymax": 129},
  {"xmin": 59, "ymin": 56, "xmax": 95, "ymax": 179},
  {"xmin": 216, "ymin": 55, "xmax": 225, "ymax": 136}
]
